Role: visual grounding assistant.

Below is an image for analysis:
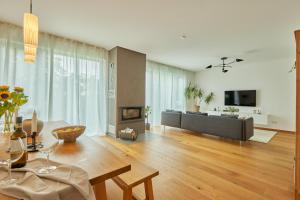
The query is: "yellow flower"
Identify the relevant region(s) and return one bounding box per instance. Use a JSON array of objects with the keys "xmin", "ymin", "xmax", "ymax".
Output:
[
  {"xmin": 0, "ymin": 85, "xmax": 9, "ymax": 92},
  {"xmin": 14, "ymin": 87, "xmax": 24, "ymax": 93},
  {"xmin": 0, "ymin": 91, "xmax": 11, "ymax": 101}
]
